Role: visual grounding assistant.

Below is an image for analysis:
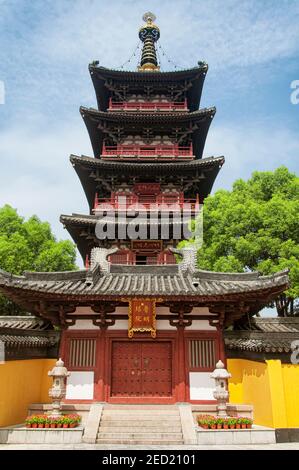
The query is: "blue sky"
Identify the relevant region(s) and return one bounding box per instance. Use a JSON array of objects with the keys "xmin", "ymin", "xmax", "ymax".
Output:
[{"xmin": 0, "ymin": 0, "xmax": 298, "ymax": 267}]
